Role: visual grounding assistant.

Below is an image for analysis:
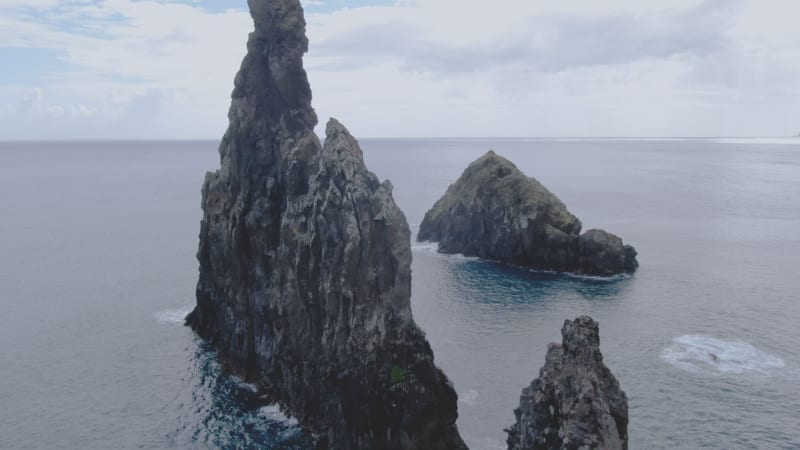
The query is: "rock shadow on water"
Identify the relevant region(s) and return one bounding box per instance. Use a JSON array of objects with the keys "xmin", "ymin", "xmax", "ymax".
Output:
[
  {"xmin": 436, "ymin": 253, "xmax": 634, "ymax": 308},
  {"xmin": 167, "ymin": 340, "xmax": 312, "ymax": 450}
]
